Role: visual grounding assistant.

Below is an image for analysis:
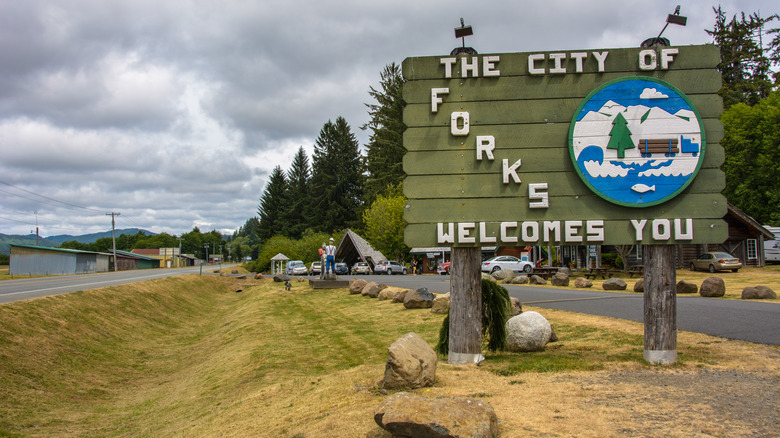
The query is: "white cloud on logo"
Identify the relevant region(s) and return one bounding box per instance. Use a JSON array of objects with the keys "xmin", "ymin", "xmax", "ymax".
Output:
[{"xmin": 640, "ymin": 88, "xmax": 668, "ymax": 99}]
